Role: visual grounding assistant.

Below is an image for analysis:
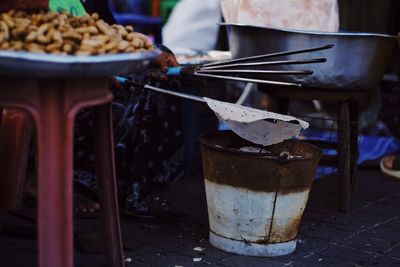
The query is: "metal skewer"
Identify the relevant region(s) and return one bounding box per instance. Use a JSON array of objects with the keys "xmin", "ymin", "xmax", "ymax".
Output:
[
  {"xmin": 202, "ymin": 44, "xmax": 333, "ymax": 68},
  {"xmin": 196, "ymin": 69, "xmax": 313, "ymax": 75},
  {"xmin": 119, "ymin": 79, "xmax": 306, "ymax": 129},
  {"xmin": 117, "ymin": 78, "xmax": 304, "ymax": 128},
  {"xmin": 144, "ymin": 84, "xmax": 206, "ymax": 103},
  {"xmin": 115, "ymin": 77, "xmax": 206, "ymax": 103},
  {"xmin": 200, "ymin": 58, "xmax": 327, "ymax": 70},
  {"xmin": 116, "ymin": 44, "xmax": 334, "ymax": 91},
  {"xmin": 193, "ymin": 73, "xmax": 302, "ymax": 87}
]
